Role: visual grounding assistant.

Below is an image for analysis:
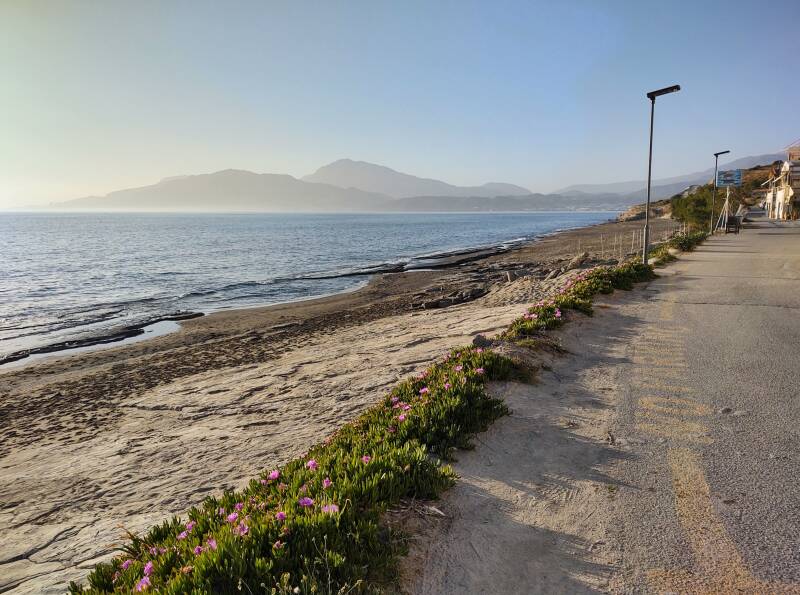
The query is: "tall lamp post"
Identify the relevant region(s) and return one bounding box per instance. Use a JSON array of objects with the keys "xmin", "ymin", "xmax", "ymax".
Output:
[
  {"xmin": 710, "ymin": 150, "xmax": 730, "ymax": 233},
  {"xmin": 643, "ymin": 84, "xmax": 681, "ymax": 265}
]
